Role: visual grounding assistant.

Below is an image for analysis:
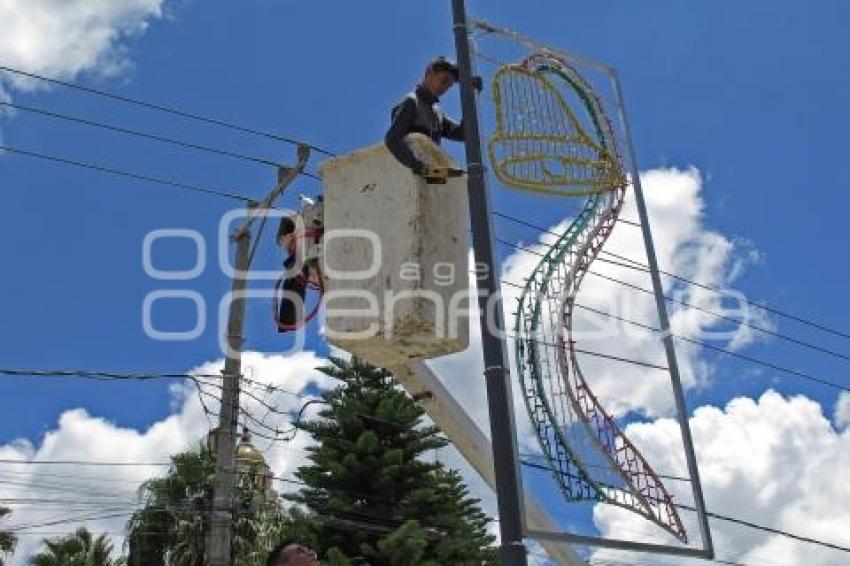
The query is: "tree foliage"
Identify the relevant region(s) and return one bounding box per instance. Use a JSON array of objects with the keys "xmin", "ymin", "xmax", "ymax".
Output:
[
  {"xmin": 30, "ymin": 527, "xmax": 123, "ymax": 566},
  {"xmin": 126, "ymin": 446, "xmax": 283, "ymax": 566},
  {"xmin": 280, "ymin": 357, "xmax": 498, "ymax": 565},
  {"xmin": 0, "ymin": 506, "xmax": 17, "ymax": 565}
]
